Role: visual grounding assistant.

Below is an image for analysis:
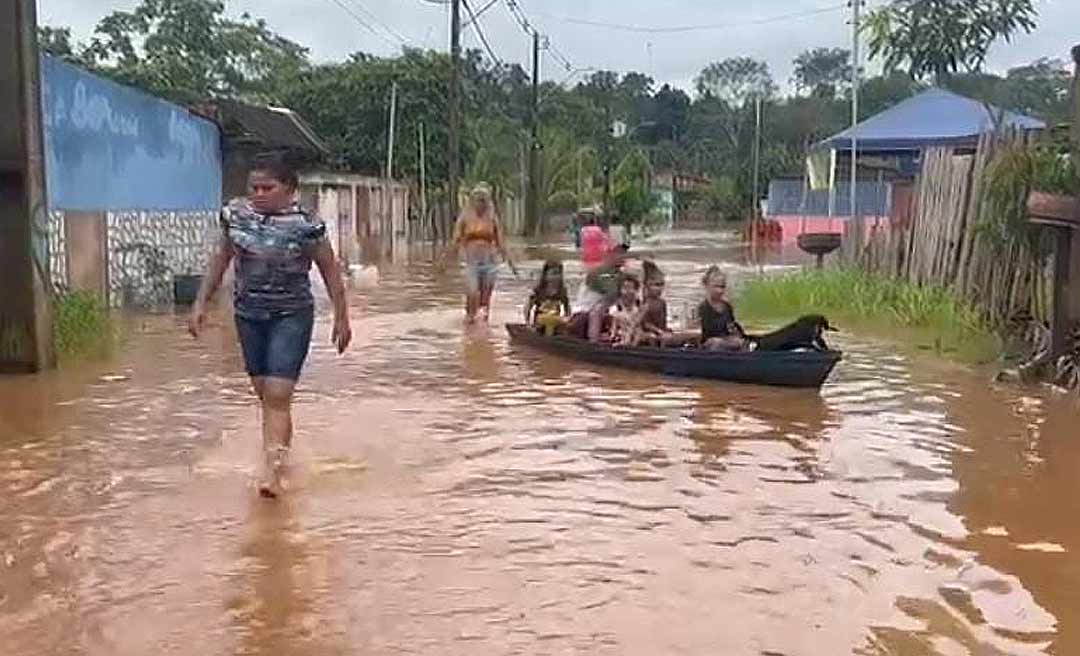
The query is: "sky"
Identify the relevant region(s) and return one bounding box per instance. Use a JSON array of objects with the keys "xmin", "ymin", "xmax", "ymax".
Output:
[{"xmin": 35, "ymin": 0, "xmax": 1080, "ymax": 94}]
